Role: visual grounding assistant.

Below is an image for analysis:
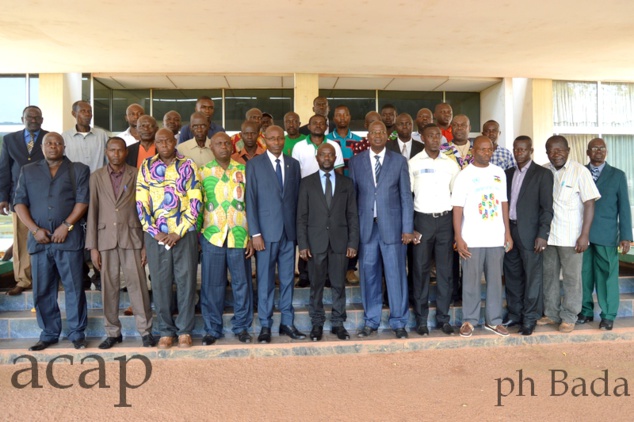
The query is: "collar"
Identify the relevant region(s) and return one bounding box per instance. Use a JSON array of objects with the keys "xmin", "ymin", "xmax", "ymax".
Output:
[
  {"xmin": 516, "ymin": 160, "xmax": 533, "ymax": 173},
  {"xmin": 266, "ymin": 150, "xmax": 283, "ymax": 163},
  {"xmin": 419, "ymin": 149, "xmax": 448, "ymax": 160},
  {"xmin": 23, "ymin": 128, "xmax": 41, "ymax": 139},
  {"xmin": 370, "ymin": 148, "xmax": 387, "ymax": 160},
  {"xmin": 589, "ymin": 162, "xmax": 606, "ymax": 172},
  {"xmin": 330, "ymin": 129, "xmax": 352, "ymax": 140},
  {"xmin": 71, "ymin": 125, "xmax": 93, "ymax": 136},
  {"xmin": 107, "ymin": 164, "xmax": 124, "ymax": 175}
]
